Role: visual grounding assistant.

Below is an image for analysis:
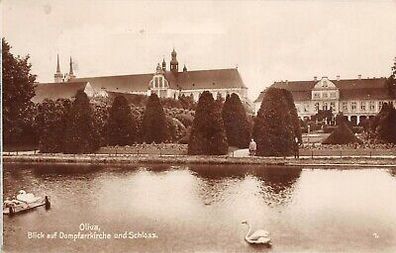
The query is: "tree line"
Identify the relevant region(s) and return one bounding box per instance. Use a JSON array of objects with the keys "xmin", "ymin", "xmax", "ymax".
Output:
[{"xmin": 3, "ymin": 37, "xmax": 395, "ymax": 156}]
